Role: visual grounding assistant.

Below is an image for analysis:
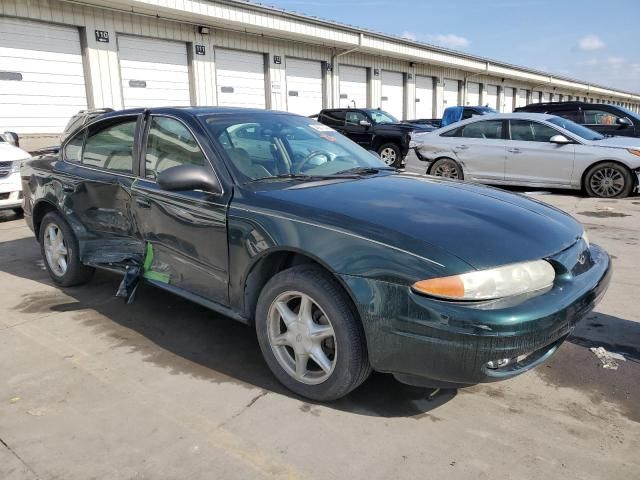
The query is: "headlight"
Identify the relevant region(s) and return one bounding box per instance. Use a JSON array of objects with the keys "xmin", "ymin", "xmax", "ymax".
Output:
[
  {"xmin": 10, "ymin": 157, "xmax": 30, "ymax": 173},
  {"xmin": 582, "ymin": 231, "xmax": 590, "ymax": 248},
  {"xmin": 628, "ymin": 149, "xmax": 640, "ymax": 157},
  {"xmin": 412, "ymin": 259, "xmax": 556, "ymax": 301}
]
